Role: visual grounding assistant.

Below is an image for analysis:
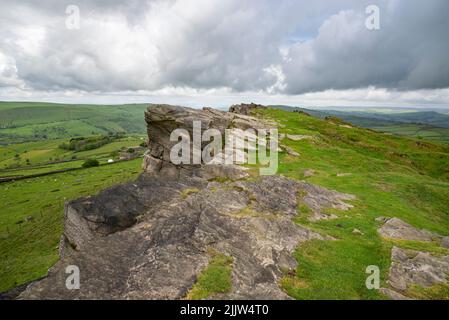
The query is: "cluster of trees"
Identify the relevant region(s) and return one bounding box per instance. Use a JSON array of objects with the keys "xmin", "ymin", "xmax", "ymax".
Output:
[
  {"xmin": 59, "ymin": 133, "xmax": 124, "ymax": 152},
  {"xmin": 33, "ymin": 126, "xmax": 68, "ymax": 139}
]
